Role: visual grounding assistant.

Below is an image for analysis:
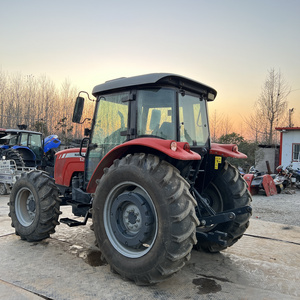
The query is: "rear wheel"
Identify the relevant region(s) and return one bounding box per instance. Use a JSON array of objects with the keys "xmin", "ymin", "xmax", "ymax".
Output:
[
  {"xmin": 197, "ymin": 161, "xmax": 252, "ymax": 252},
  {"xmin": 1, "ymin": 148, "xmax": 25, "ymax": 167},
  {"xmin": 9, "ymin": 170, "xmax": 61, "ymax": 242},
  {"xmin": 93, "ymin": 153, "xmax": 199, "ymax": 285}
]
